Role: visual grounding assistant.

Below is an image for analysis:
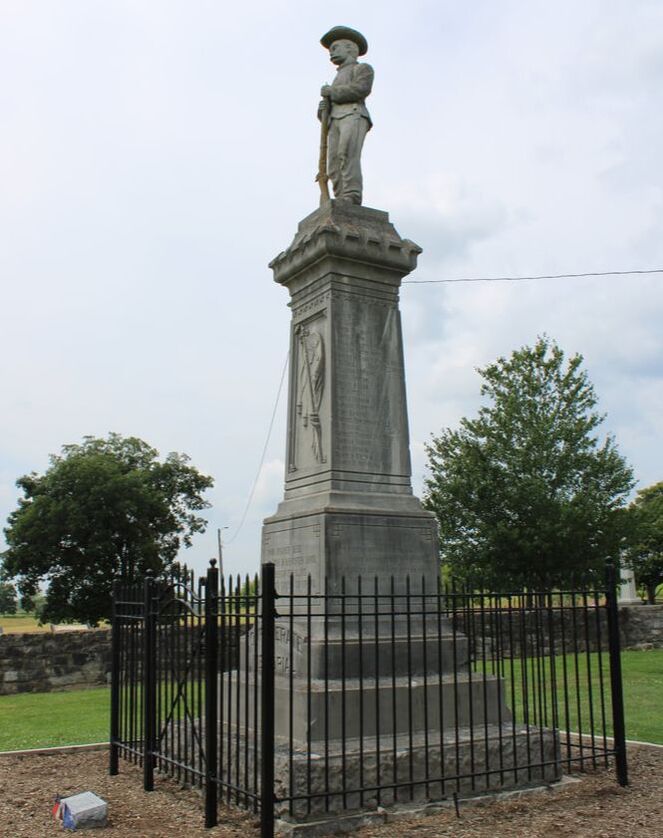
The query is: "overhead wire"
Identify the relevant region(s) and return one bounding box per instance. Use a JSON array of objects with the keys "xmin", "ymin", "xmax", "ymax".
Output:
[{"xmin": 403, "ymin": 268, "xmax": 663, "ymax": 285}]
